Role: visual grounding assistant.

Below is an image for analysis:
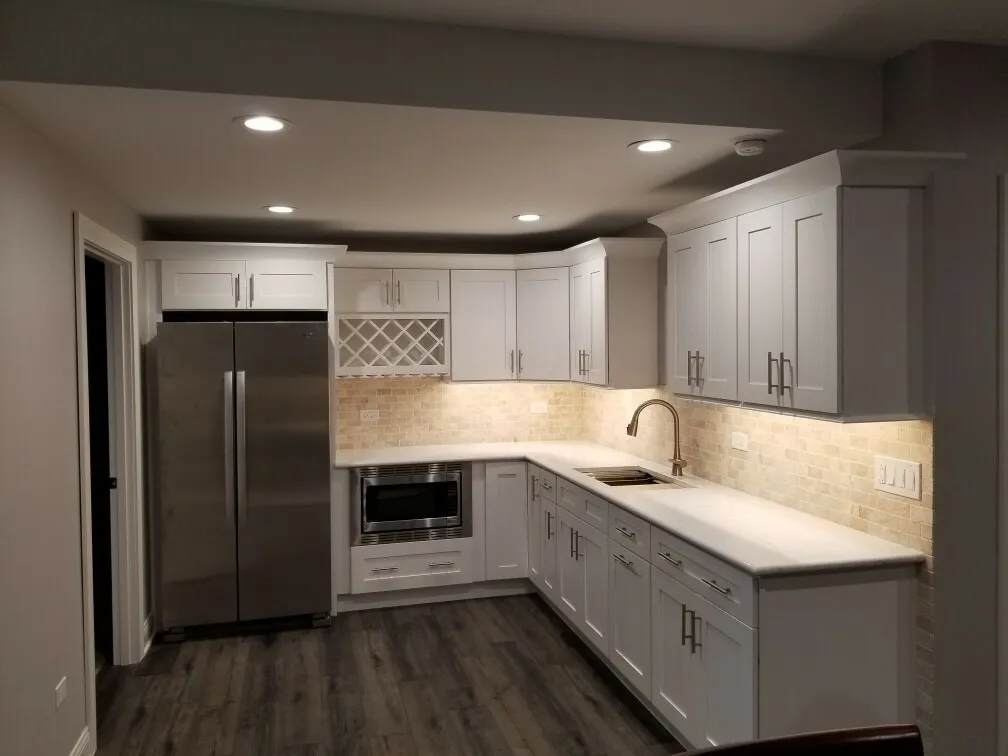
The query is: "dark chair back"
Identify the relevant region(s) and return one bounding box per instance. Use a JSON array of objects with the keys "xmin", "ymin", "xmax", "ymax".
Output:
[{"xmin": 693, "ymin": 725, "xmax": 922, "ymax": 756}]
